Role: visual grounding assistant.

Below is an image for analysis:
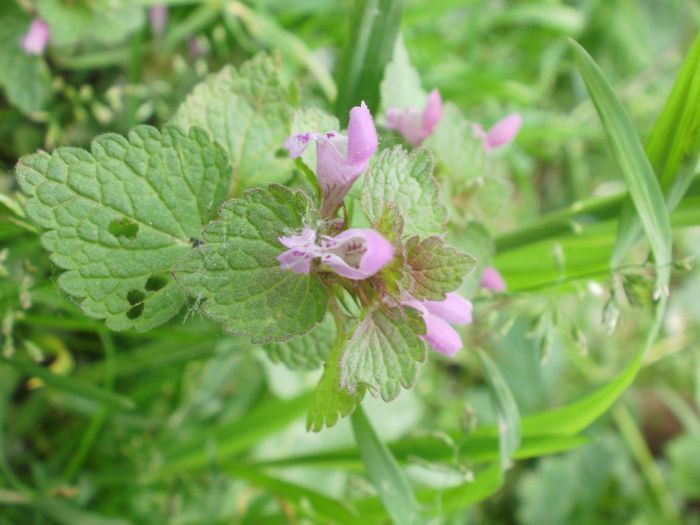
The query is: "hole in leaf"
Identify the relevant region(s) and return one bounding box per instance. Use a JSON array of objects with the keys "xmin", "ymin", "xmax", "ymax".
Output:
[
  {"xmin": 127, "ymin": 289, "xmax": 145, "ymax": 305},
  {"xmin": 109, "ymin": 217, "xmax": 139, "ymax": 239},
  {"xmin": 127, "ymin": 303, "xmax": 144, "ymax": 319},
  {"xmin": 145, "ymin": 275, "xmax": 168, "ymax": 292},
  {"xmin": 190, "ymin": 237, "xmax": 203, "ymax": 248}
]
